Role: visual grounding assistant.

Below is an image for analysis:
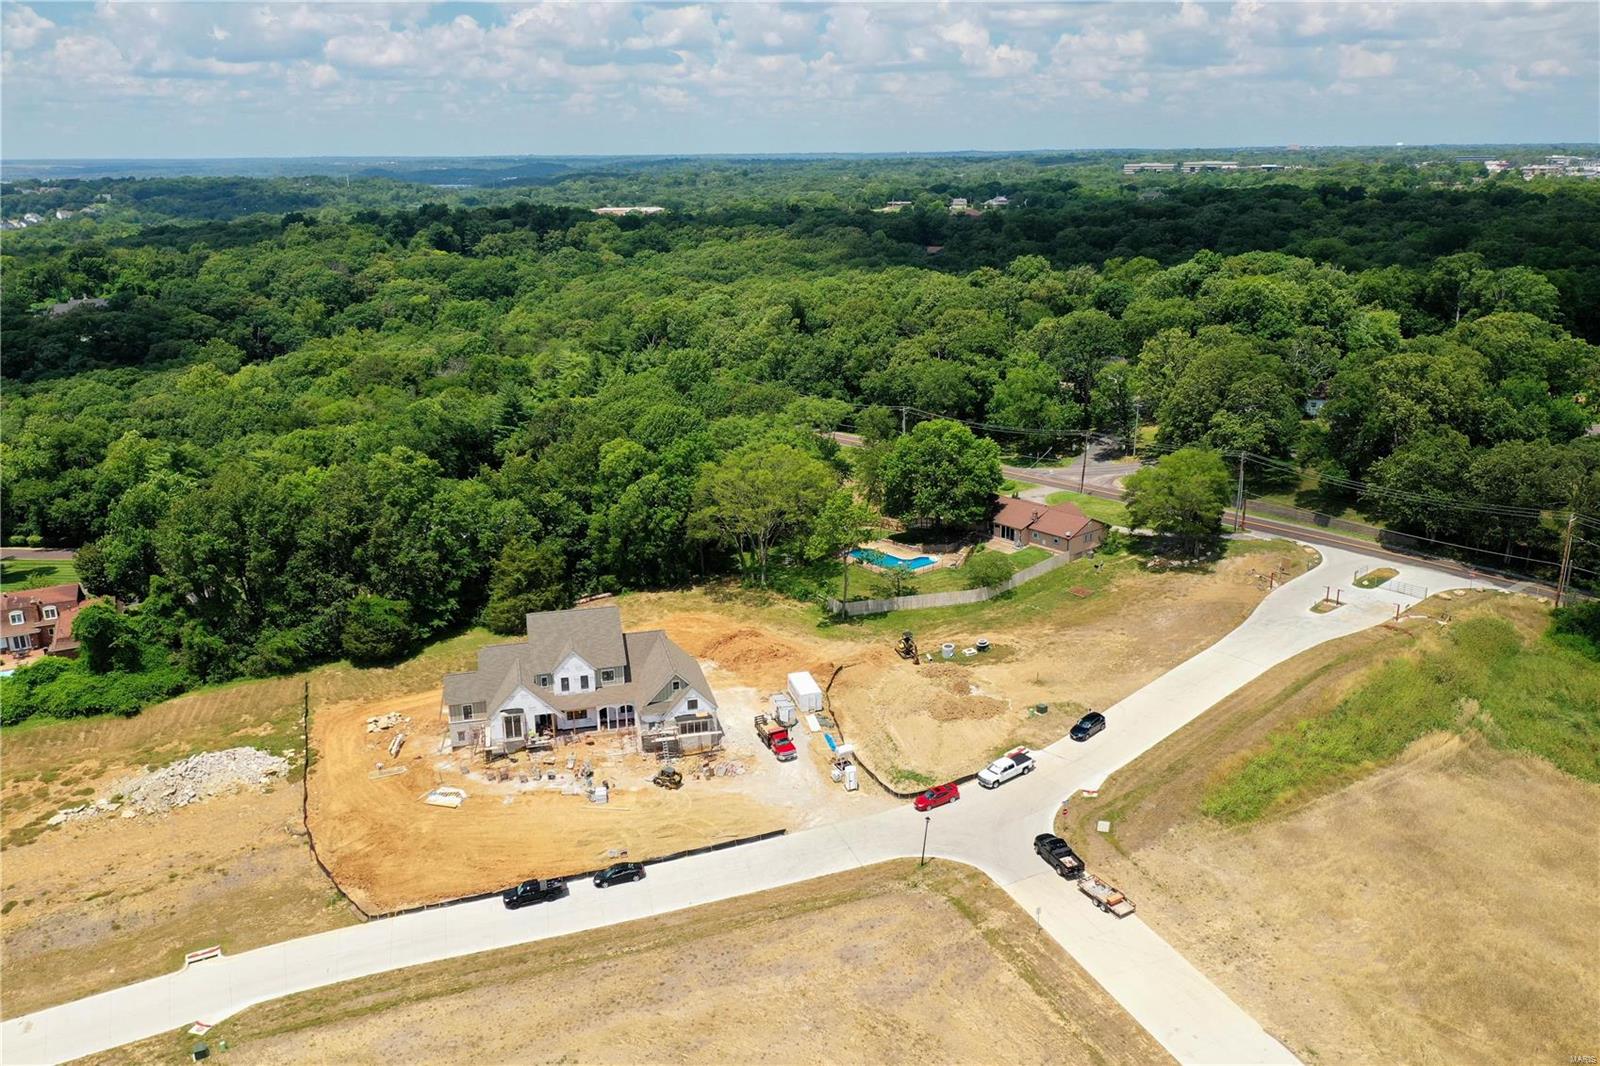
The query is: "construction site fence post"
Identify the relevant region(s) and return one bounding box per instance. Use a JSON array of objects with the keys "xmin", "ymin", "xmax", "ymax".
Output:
[{"xmin": 300, "ymin": 678, "xmax": 374, "ymax": 921}]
